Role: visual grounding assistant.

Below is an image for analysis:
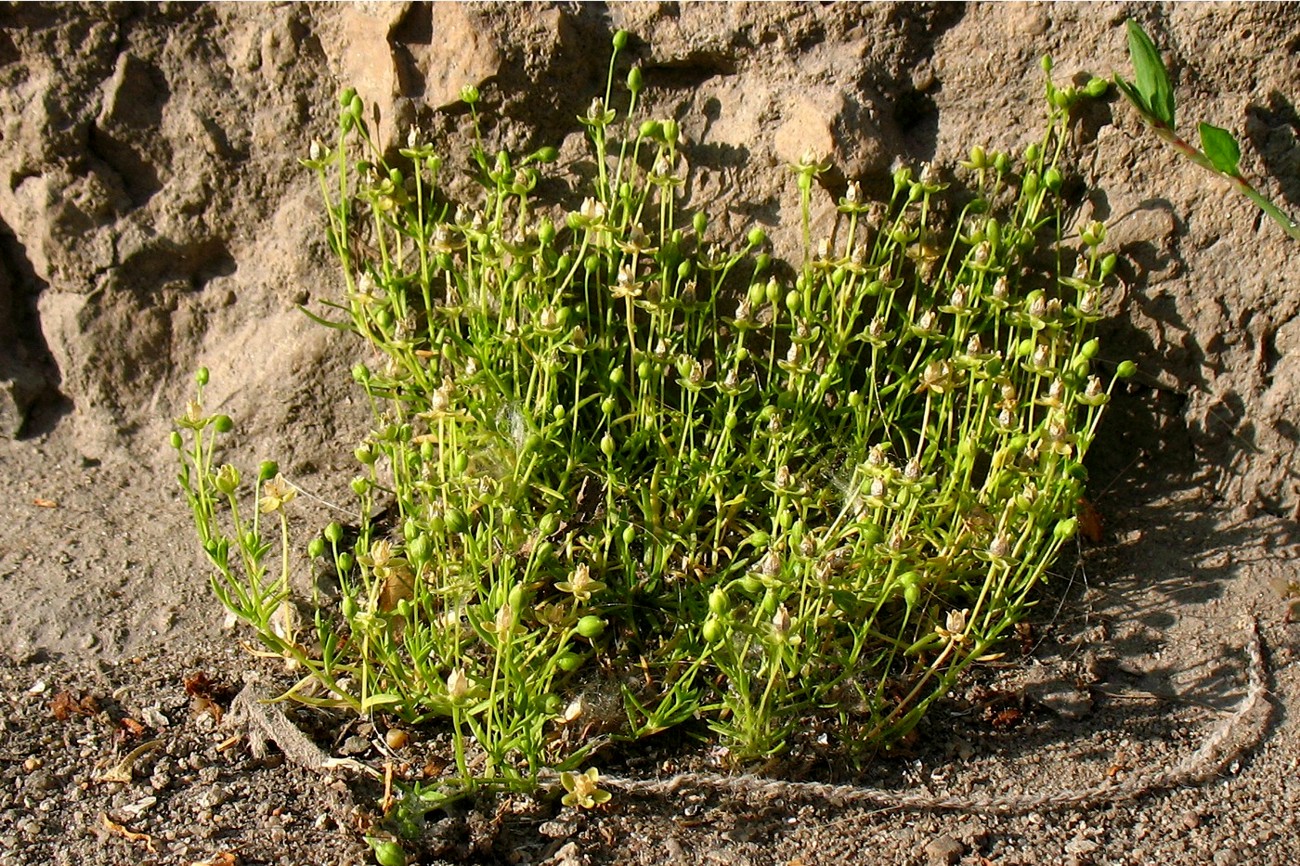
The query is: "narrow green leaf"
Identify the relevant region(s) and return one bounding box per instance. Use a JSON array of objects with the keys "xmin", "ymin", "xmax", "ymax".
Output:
[
  {"xmin": 1126, "ymin": 19, "xmax": 1176, "ymax": 129},
  {"xmin": 361, "ymin": 692, "xmax": 404, "ymax": 711},
  {"xmin": 1113, "ymin": 77, "xmax": 1150, "ymax": 117},
  {"xmin": 296, "ymin": 303, "xmax": 352, "ymax": 330},
  {"xmin": 1198, "ymin": 123, "xmax": 1242, "ymax": 176}
]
